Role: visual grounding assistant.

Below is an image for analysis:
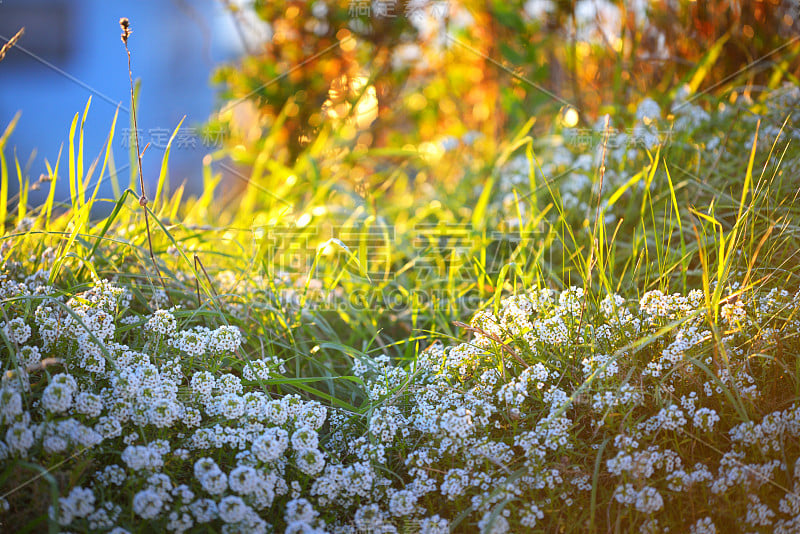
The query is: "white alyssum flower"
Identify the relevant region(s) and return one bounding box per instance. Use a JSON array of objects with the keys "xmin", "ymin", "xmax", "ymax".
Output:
[
  {"xmin": 229, "ymin": 465, "xmax": 259, "ymax": 495},
  {"xmin": 133, "ymin": 489, "xmax": 163, "ymax": 519},
  {"xmin": 189, "ymin": 498, "xmax": 218, "ymax": 523},
  {"xmin": 121, "ymin": 445, "xmax": 163, "ymax": 472},
  {"xmin": 4, "ymin": 318, "xmax": 32, "ymax": 344},
  {"xmin": 145, "ymin": 309, "xmax": 177, "ymax": 336},
  {"xmin": 172, "ymin": 327, "xmax": 208, "ymax": 356},
  {"xmin": 388, "ymin": 489, "xmax": 417, "ymax": 516},
  {"xmin": 635, "ymin": 486, "xmax": 664, "ymax": 513},
  {"xmin": 291, "ymin": 426, "xmax": 319, "ymax": 451},
  {"xmin": 252, "ymin": 427, "xmax": 289, "ymax": 463},
  {"xmin": 42, "ymin": 374, "xmax": 78, "ymax": 413},
  {"xmin": 59, "ymin": 486, "xmax": 96, "ymax": 519},
  {"xmin": 75, "ymin": 391, "xmax": 104, "ymax": 417},
  {"xmin": 692, "ymin": 407, "xmax": 720, "ymax": 432},
  {"xmin": 218, "ymin": 495, "xmax": 248, "ymax": 523},
  {"xmin": 206, "ymin": 325, "xmax": 243, "ymax": 354},
  {"xmin": 16, "ymin": 345, "xmax": 41, "ymax": 368},
  {"xmin": 285, "ymin": 497, "xmax": 318, "ymax": 524},
  {"xmin": 5, "ymin": 423, "xmax": 34, "ymax": 456},
  {"xmin": 419, "ymin": 515, "xmax": 450, "ymax": 534},
  {"xmin": 478, "ymin": 509, "xmax": 511, "ymax": 534},
  {"xmin": 295, "ymin": 447, "xmax": 326, "ymax": 476},
  {"xmin": 0, "ymin": 387, "xmax": 23, "ymax": 423}
]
